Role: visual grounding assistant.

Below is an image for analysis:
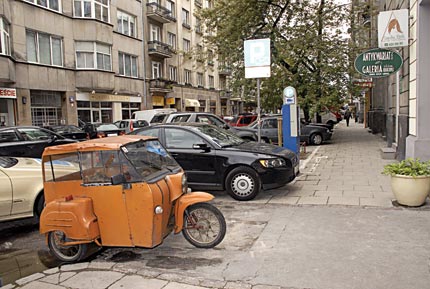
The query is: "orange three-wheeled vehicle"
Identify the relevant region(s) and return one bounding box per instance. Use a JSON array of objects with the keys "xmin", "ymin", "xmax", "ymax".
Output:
[{"xmin": 39, "ymin": 135, "xmax": 226, "ymax": 262}]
